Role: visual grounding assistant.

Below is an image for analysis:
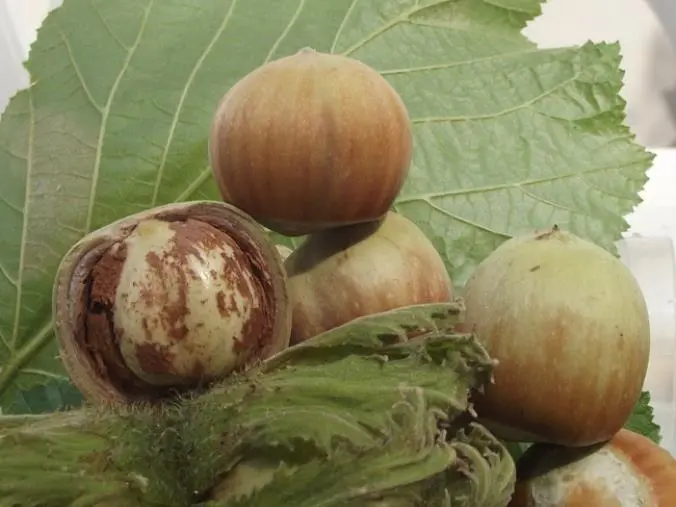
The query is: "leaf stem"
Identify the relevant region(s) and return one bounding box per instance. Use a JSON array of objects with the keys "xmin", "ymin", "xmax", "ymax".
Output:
[
  {"xmin": 0, "ymin": 320, "xmax": 54, "ymax": 401},
  {"xmin": 0, "ymin": 413, "xmax": 50, "ymax": 422}
]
